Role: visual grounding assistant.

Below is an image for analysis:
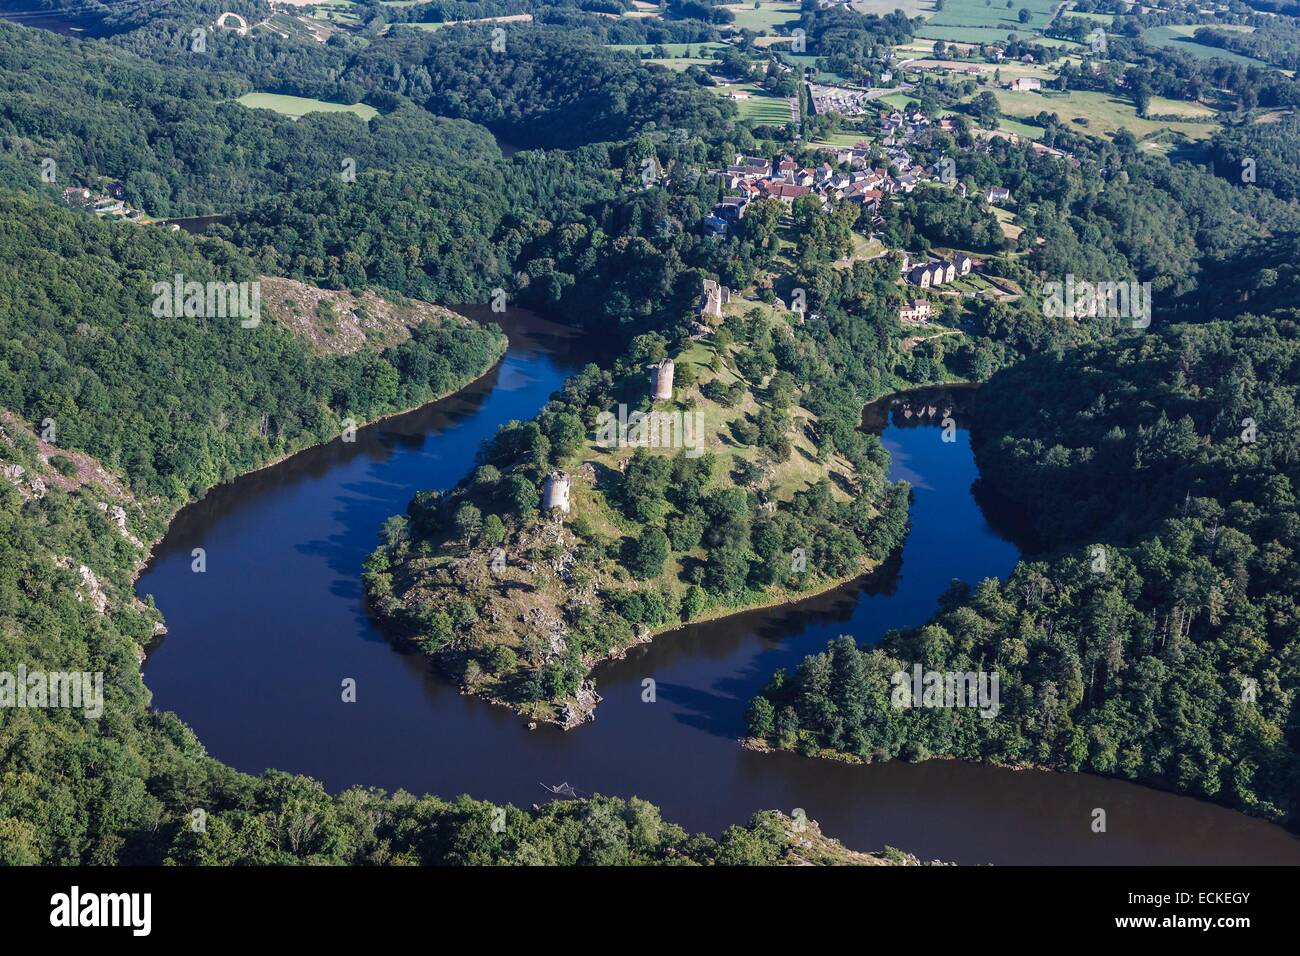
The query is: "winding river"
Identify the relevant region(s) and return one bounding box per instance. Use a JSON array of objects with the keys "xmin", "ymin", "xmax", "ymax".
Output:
[{"xmin": 140, "ymin": 309, "xmax": 1300, "ymax": 864}]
